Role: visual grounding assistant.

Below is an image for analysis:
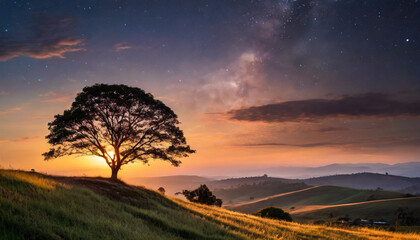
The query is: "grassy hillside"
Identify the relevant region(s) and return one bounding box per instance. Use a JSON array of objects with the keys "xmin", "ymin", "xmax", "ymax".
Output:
[
  {"xmin": 304, "ymin": 173, "xmax": 420, "ymax": 192},
  {"xmin": 293, "ymin": 197, "xmax": 420, "ymax": 223},
  {"xmin": 213, "ymin": 181, "xmax": 309, "ymax": 204},
  {"xmin": 128, "ymin": 175, "xmax": 213, "ymax": 196},
  {"xmin": 1, "ymin": 170, "xmax": 419, "ymax": 240},
  {"xmin": 209, "ymin": 176, "xmax": 301, "ymax": 189},
  {"xmin": 226, "ymin": 185, "xmax": 411, "ymax": 214}
]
